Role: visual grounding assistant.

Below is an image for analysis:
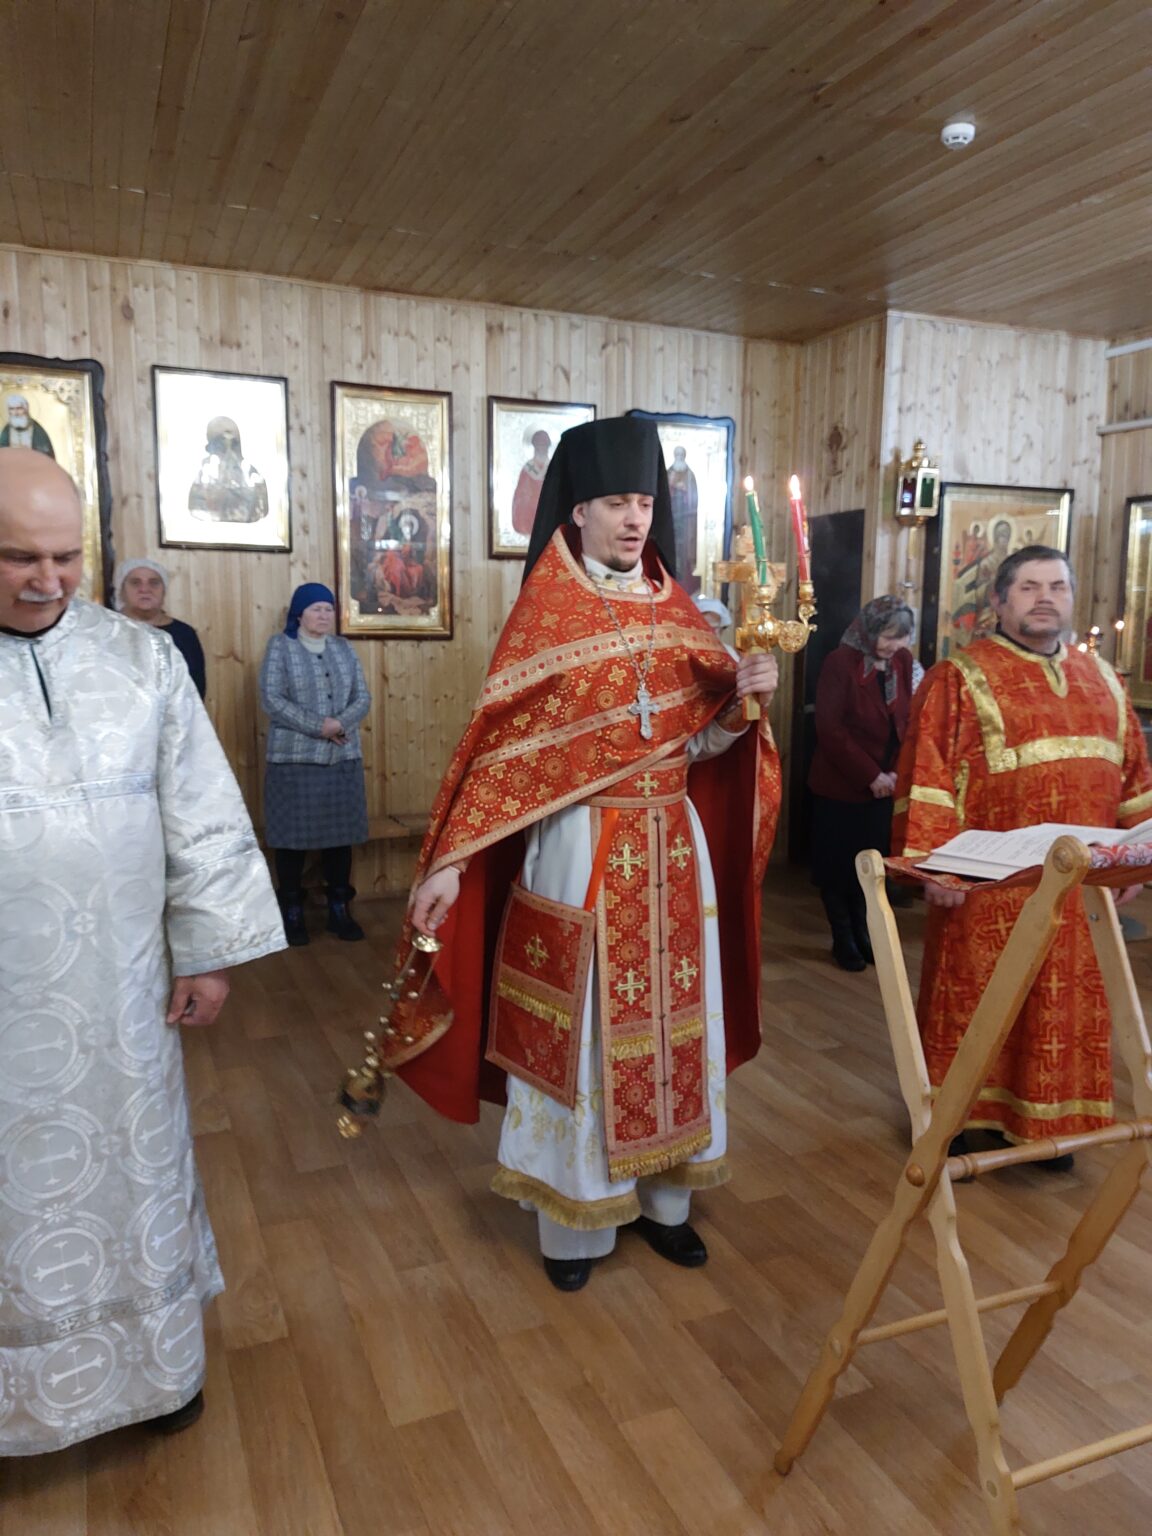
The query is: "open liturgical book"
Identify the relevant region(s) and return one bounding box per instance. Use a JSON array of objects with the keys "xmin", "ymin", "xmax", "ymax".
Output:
[{"xmin": 917, "ymin": 818, "xmax": 1152, "ymax": 881}]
